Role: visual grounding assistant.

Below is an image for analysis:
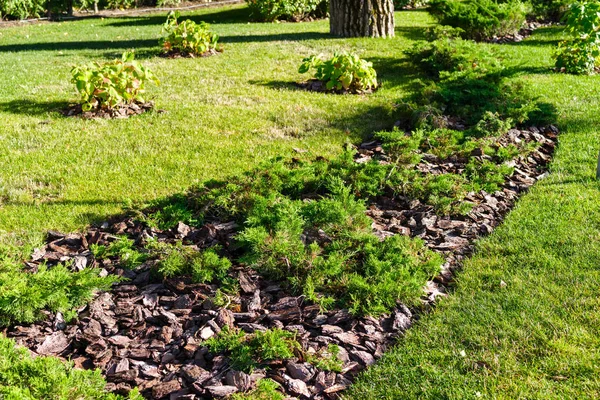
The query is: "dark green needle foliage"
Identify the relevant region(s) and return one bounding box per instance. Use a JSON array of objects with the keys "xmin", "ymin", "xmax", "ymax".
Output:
[
  {"xmin": 0, "ymin": 336, "xmax": 142, "ymax": 399},
  {"xmin": 205, "ymin": 327, "xmax": 300, "ymax": 372}
]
